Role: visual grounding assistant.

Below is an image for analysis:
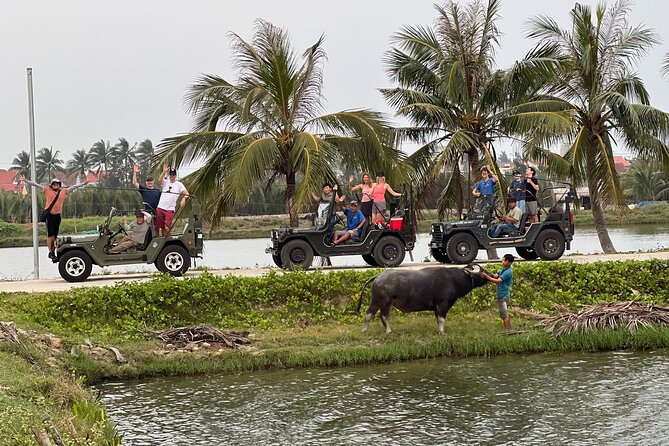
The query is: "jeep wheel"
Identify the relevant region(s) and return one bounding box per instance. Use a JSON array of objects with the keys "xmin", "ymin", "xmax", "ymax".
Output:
[
  {"xmin": 362, "ymin": 254, "xmax": 378, "ymax": 267},
  {"xmin": 534, "ymin": 229, "xmax": 565, "ymax": 260},
  {"xmin": 156, "ymin": 245, "xmax": 191, "ymax": 276},
  {"xmin": 431, "ymin": 248, "xmax": 452, "ymax": 263},
  {"xmin": 373, "ymin": 236, "xmax": 405, "ymax": 267},
  {"xmin": 280, "ymin": 239, "xmax": 313, "ymax": 270},
  {"xmin": 272, "ymin": 254, "xmax": 283, "ymax": 268},
  {"xmin": 446, "ymin": 232, "xmax": 478, "ymax": 264},
  {"xmin": 58, "ymin": 250, "xmax": 93, "ymax": 282},
  {"xmin": 516, "ymin": 247, "xmax": 539, "ymax": 260}
]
